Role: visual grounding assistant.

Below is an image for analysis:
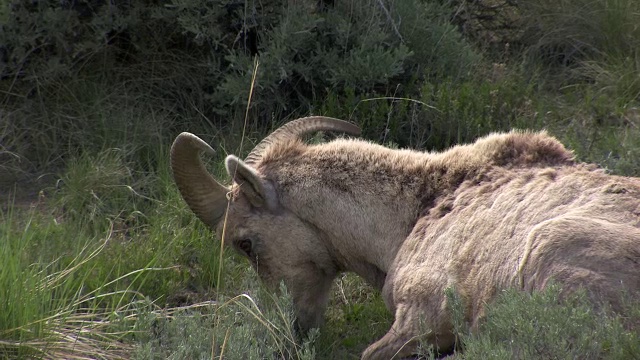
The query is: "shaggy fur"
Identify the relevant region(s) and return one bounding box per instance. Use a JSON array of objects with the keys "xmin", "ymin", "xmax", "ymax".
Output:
[{"xmin": 184, "ymin": 128, "xmax": 640, "ymax": 359}]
